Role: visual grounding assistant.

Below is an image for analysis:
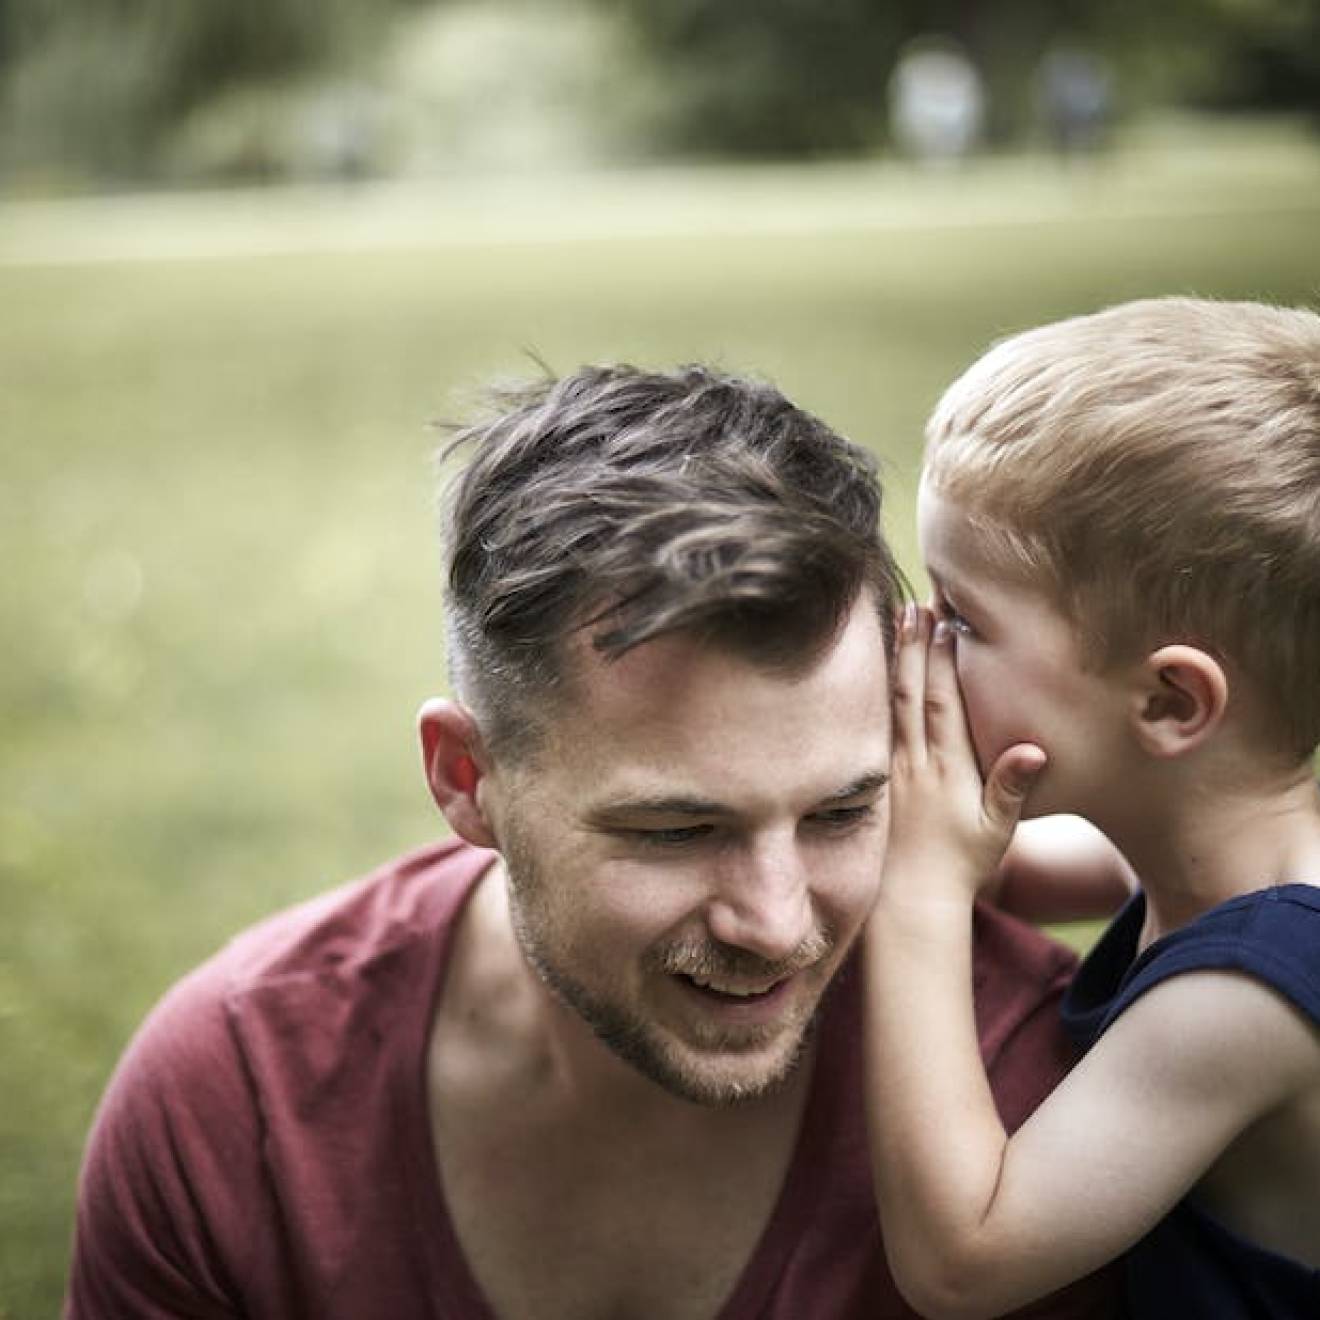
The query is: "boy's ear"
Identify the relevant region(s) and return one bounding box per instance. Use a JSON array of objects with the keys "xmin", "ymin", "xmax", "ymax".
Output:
[
  {"xmin": 1128, "ymin": 645, "xmax": 1228, "ymax": 758},
  {"xmin": 417, "ymin": 698, "xmax": 498, "ymax": 848}
]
